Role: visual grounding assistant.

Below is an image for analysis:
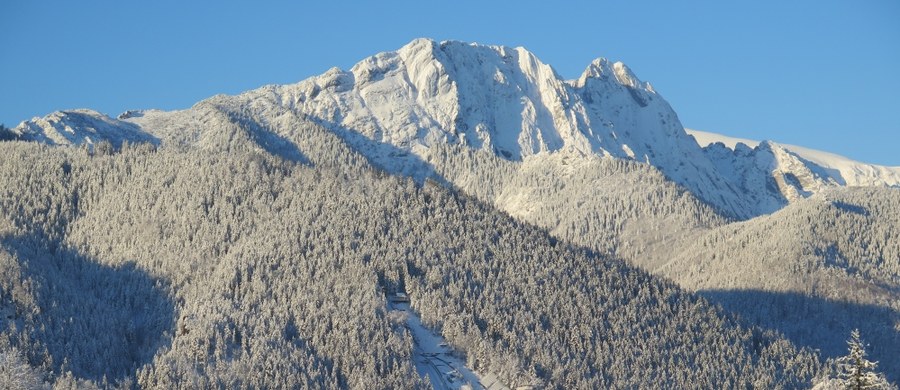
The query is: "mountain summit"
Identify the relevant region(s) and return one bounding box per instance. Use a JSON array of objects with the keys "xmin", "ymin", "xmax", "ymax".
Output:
[
  {"xmin": 12, "ymin": 38, "xmax": 898, "ymax": 218},
  {"xmin": 240, "ymin": 38, "xmax": 754, "ymax": 217},
  {"xmin": 5, "ymin": 38, "xmax": 900, "ymax": 387}
]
